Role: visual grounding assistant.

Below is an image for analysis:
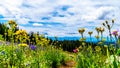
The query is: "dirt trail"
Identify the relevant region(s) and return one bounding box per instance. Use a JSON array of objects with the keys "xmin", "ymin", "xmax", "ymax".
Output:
[{"xmin": 59, "ymin": 60, "xmax": 76, "ymax": 68}]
